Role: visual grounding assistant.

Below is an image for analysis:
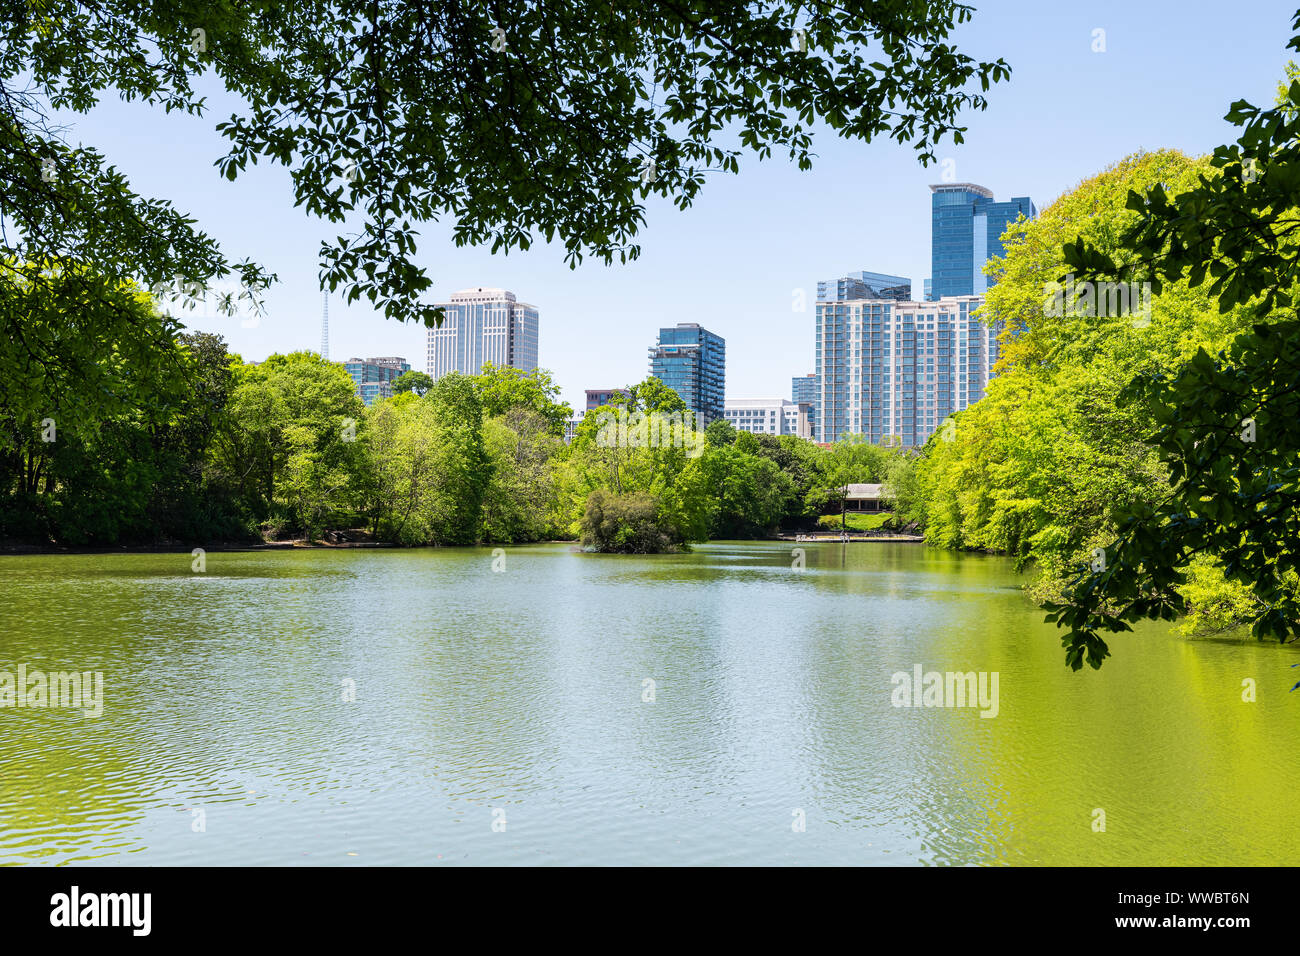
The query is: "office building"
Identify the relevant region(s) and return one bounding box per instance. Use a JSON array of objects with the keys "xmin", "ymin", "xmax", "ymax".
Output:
[
  {"xmin": 427, "ymin": 287, "xmax": 539, "ymax": 380},
  {"xmin": 928, "ymin": 184, "xmax": 1035, "ymax": 300},
  {"xmin": 345, "ymin": 356, "xmax": 411, "ymax": 405},
  {"xmin": 648, "ymin": 323, "xmax": 725, "ymax": 425}
]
